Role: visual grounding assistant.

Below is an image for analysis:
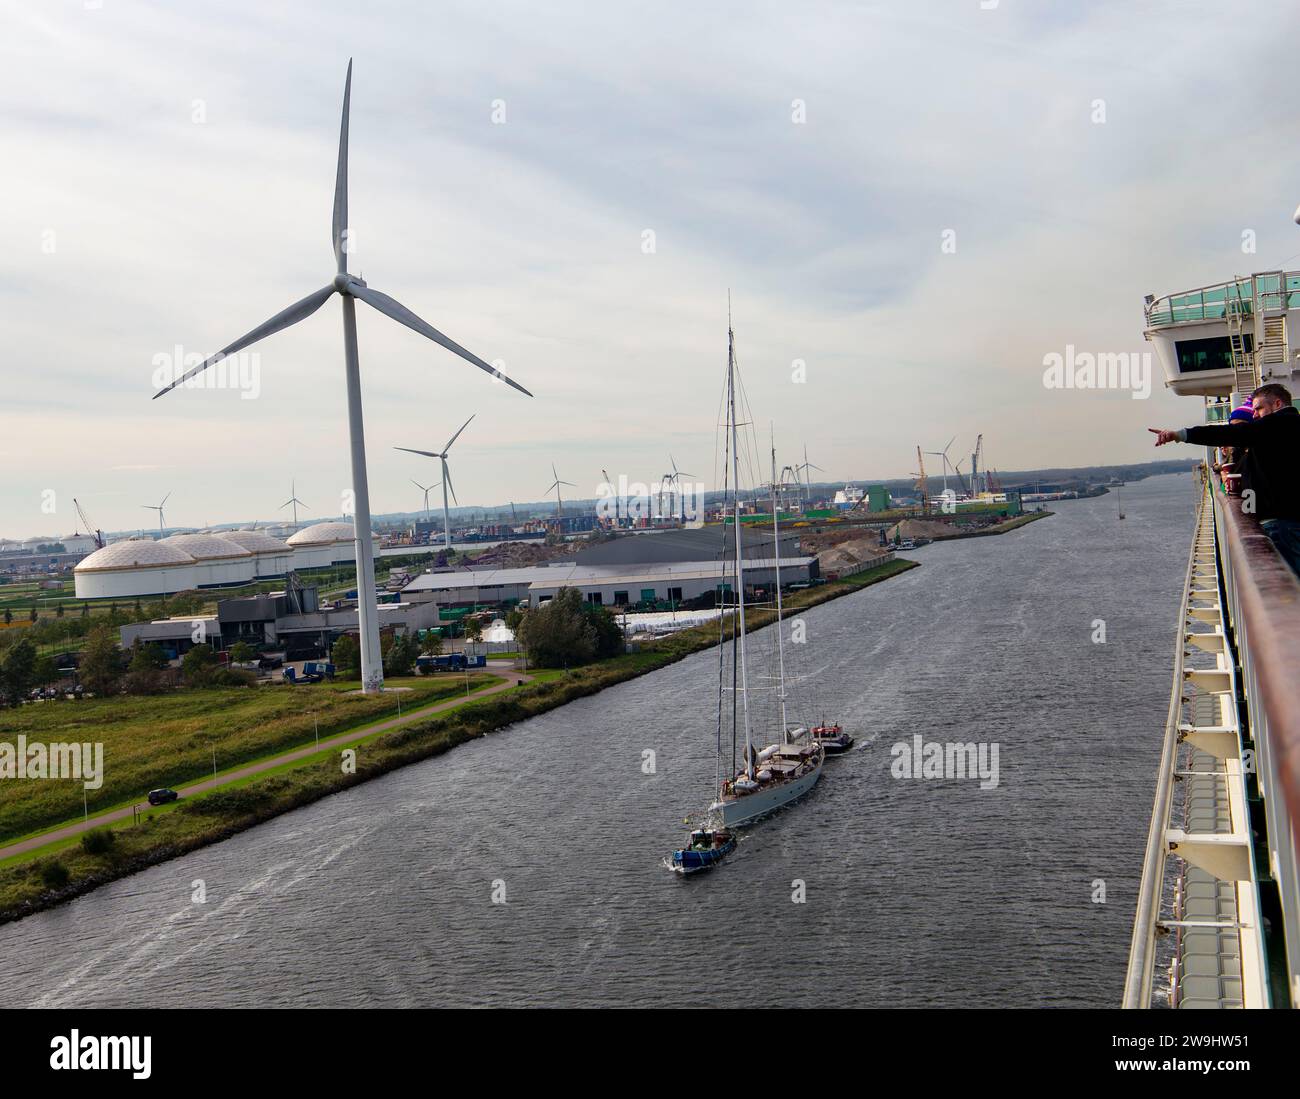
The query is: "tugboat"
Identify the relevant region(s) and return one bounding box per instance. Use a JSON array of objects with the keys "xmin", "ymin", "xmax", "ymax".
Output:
[
  {"xmin": 671, "ymin": 828, "xmax": 736, "ymax": 874},
  {"xmin": 811, "ymin": 720, "xmax": 854, "ymax": 754}
]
